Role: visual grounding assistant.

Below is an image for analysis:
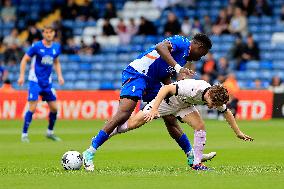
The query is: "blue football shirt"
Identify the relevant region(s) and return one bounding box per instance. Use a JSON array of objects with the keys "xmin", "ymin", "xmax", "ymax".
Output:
[{"xmin": 26, "ymin": 40, "xmax": 61, "ymax": 87}]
